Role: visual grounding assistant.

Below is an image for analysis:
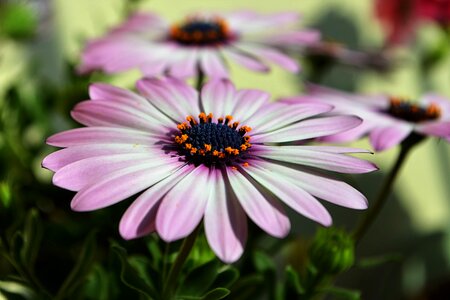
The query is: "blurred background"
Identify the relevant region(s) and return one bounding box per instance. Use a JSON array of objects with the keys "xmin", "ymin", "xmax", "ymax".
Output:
[{"xmin": 1, "ymin": 0, "xmax": 449, "ymax": 299}]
